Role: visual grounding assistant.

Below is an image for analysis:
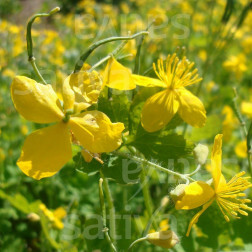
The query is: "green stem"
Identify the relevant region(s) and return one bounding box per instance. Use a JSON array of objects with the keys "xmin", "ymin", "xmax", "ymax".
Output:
[
  {"xmin": 29, "ymin": 59, "xmax": 47, "ymax": 84},
  {"xmin": 139, "ymin": 167, "xmax": 158, "ymax": 230},
  {"xmin": 247, "ymin": 122, "xmax": 252, "ymax": 174},
  {"xmin": 128, "ymin": 237, "xmax": 147, "ymax": 251},
  {"xmin": 99, "ymin": 178, "xmax": 117, "ymax": 252},
  {"xmin": 74, "ymin": 31, "xmax": 149, "ymax": 73},
  {"xmin": 133, "ymin": 20, "xmax": 155, "ymax": 74},
  {"xmin": 100, "ymin": 171, "xmax": 117, "ymax": 243},
  {"xmin": 89, "ymin": 40, "xmax": 128, "ymax": 72},
  {"xmin": 232, "ymin": 87, "xmax": 247, "ymax": 137},
  {"xmin": 116, "ymin": 151, "xmax": 193, "ymax": 182},
  {"xmin": 232, "ymin": 88, "xmax": 252, "ymax": 174},
  {"xmin": 143, "ymin": 197, "xmax": 169, "ymax": 236},
  {"xmin": 26, "ymin": 7, "xmax": 60, "ymax": 84}
]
